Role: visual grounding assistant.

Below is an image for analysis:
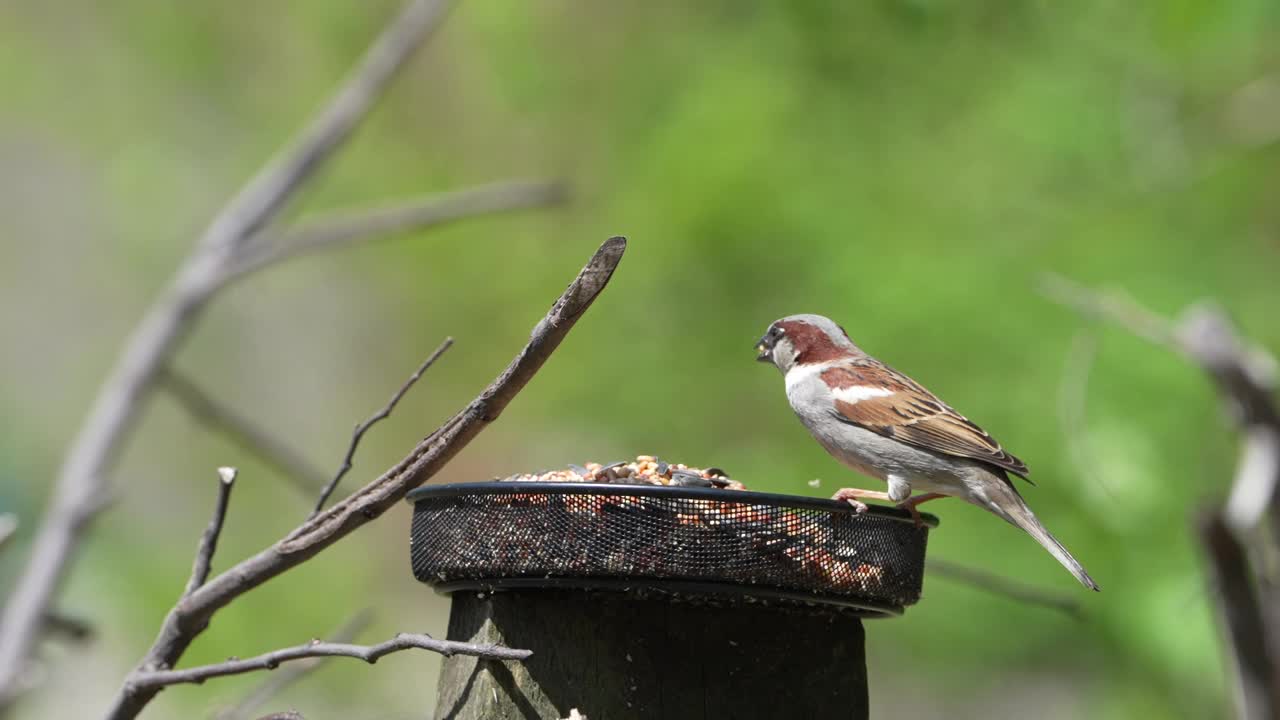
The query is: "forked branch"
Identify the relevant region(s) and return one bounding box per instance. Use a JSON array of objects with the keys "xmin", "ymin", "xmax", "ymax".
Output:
[
  {"xmin": 312, "ymin": 337, "xmax": 454, "ymax": 516},
  {"xmin": 213, "ymin": 611, "xmax": 374, "ymax": 720},
  {"xmin": 0, "ymin": 0, "xmax": 564, "ymax": 703},
  {"xmin": 185, "ymin": 468, "xmax": 237, "ymax": 597},
  {"xmin": 105, "ymin": 236, "xmax": 626, "ymax": 720},
  {"xmin": 1044, "ymin": 275, "xmax": 1280, "ymax": 719},
  {"xmin": 126, "ymin": 632, "xmax": 529, "ymax": 691},
  {"xmin": 159, "ymin": 370, "xmax": 327, "ymax": 497}
]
